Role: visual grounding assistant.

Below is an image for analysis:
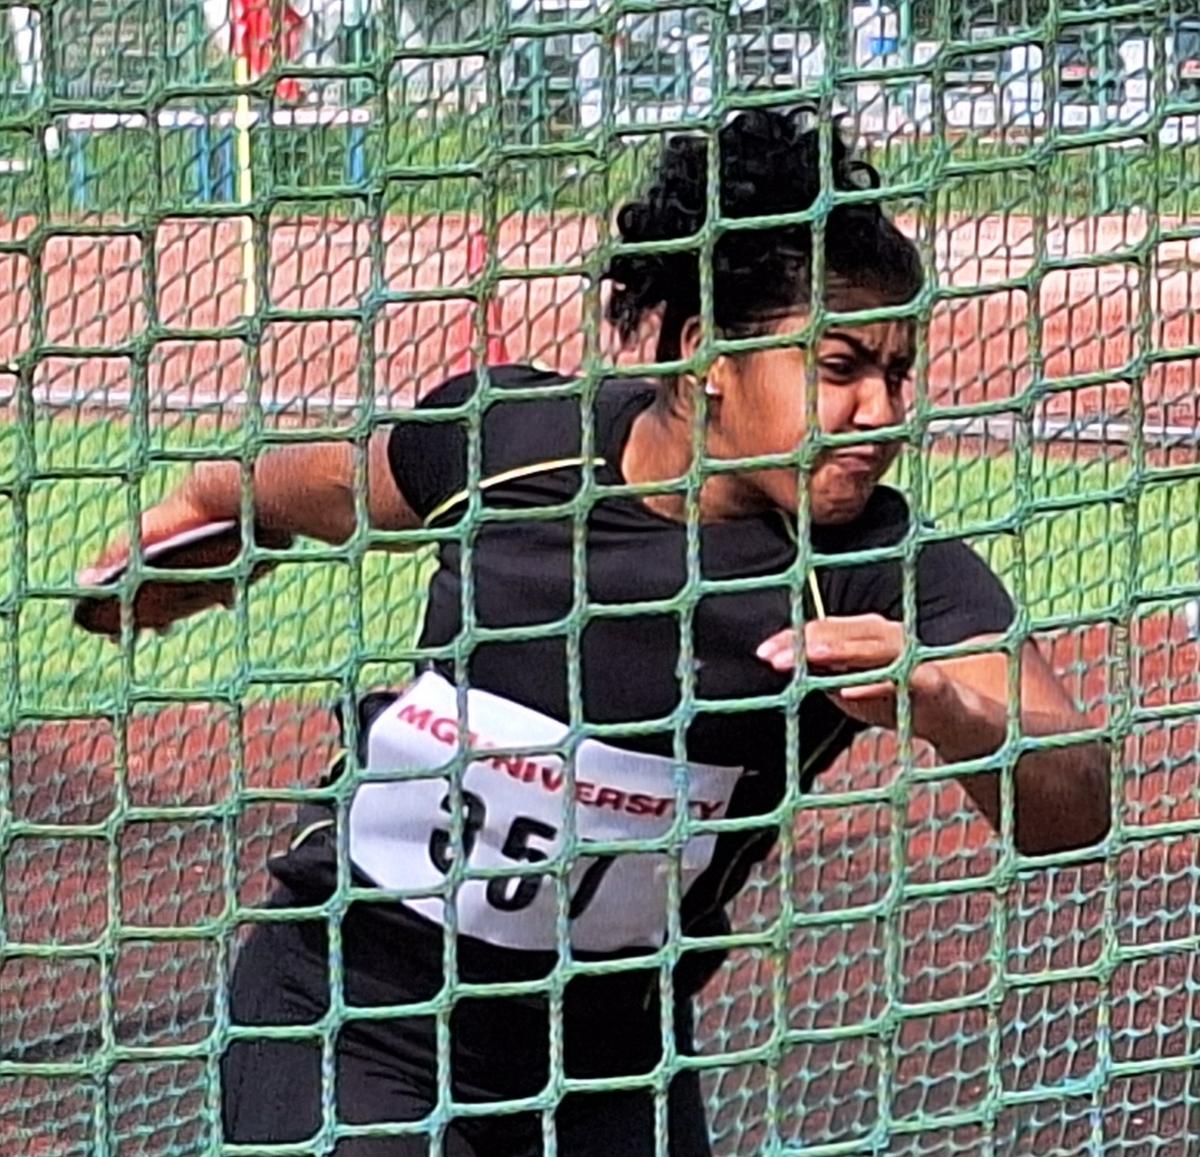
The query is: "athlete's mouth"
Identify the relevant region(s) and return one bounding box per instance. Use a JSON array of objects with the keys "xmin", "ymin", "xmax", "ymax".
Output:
[{"xmin": 827, "ymin": 448, "xmax": 886, "ymax": 477}]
